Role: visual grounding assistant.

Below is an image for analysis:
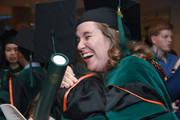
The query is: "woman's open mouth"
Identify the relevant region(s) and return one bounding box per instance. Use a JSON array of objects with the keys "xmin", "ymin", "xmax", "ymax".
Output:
[{"xmin": 82, "ymin": 53, "xmax": 93, "ymax": 62}]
